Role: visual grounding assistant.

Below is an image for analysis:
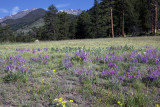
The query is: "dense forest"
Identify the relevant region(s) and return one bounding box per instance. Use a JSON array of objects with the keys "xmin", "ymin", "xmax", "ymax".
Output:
[{"xmin": 0, "ymin": 0, "xmax": 160, "ymax": 42}]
